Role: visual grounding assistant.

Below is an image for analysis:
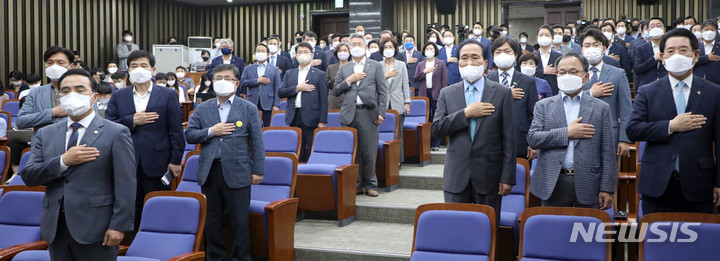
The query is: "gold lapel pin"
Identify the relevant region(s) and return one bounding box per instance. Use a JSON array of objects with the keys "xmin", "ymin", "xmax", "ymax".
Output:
[
  {"xmin": 94, "ymin": 130, "xmax": 99, "ymax": 134},
  {"xmin": 697, "ymin": 91, "xmax": 701, "ymax": 95},
  {"xmin": 235, "ymin": 121, "xmax": 243, "ymax": 128}
]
